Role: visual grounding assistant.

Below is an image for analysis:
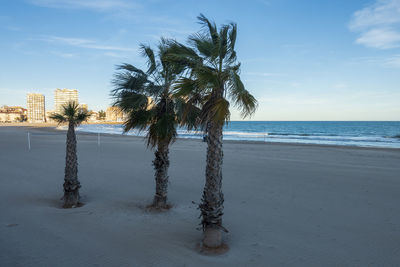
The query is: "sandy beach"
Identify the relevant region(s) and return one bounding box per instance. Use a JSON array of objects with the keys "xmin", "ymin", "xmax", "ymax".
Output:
[{"xmin": 1, "ymin": 126, "xmax": 400, "ymax": 266}]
